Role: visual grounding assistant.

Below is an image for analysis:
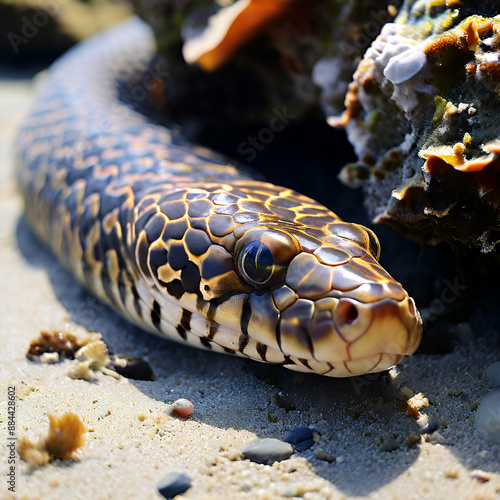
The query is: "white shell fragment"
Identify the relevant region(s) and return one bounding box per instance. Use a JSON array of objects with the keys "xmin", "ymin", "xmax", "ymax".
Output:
[
  {"xmin": 475, "ymin": 389, "xmax": 500, "ymax": 443},
  {"xmin": 182, "ymin": 0, "xmax": 251, "ymax": 67}
]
